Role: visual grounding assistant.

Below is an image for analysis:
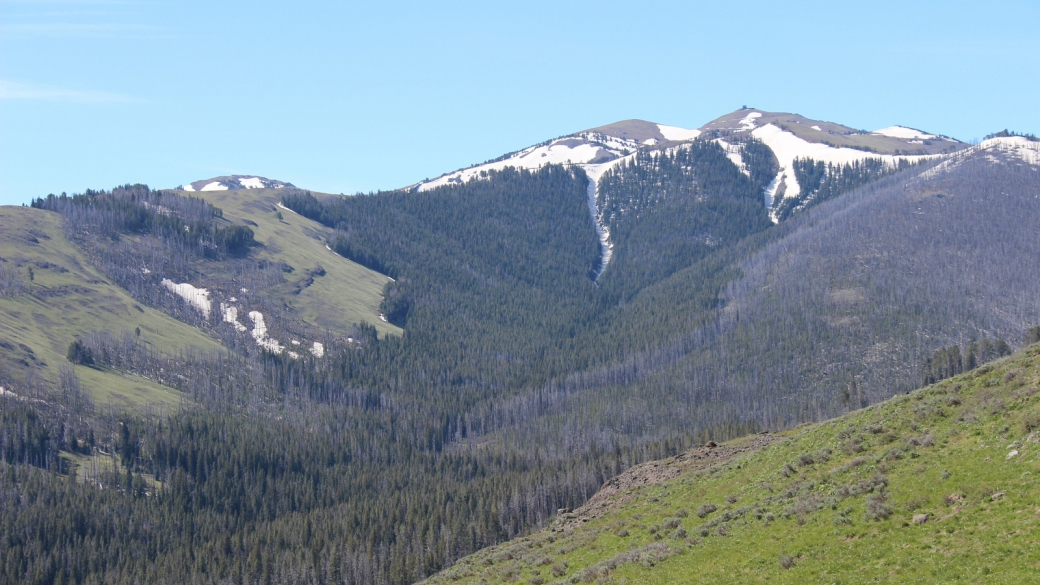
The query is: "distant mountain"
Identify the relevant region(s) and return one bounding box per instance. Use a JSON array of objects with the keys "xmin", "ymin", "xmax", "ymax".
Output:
[
  {"xmin": 411, "ymin": 108, "xmax": 968, "ymax": 237},
  {"xmin": 181, "ymin": 175, "xmax": 293, "ymax": 192}
]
